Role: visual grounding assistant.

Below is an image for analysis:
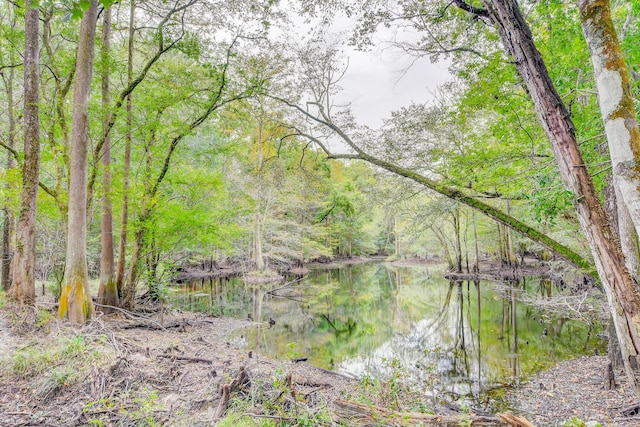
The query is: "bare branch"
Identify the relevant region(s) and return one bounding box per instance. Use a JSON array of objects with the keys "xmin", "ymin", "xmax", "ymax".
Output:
[{"xmin": 452, "ymin": 0, "xmax": 491, "ymax": 21}]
